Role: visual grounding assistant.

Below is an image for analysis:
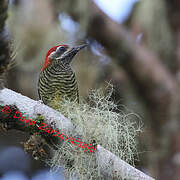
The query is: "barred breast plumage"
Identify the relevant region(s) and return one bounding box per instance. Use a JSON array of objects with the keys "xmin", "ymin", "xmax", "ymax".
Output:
[{"xmin": 38, "ymin": 63, "xmax": 79, "ymax": 105}]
